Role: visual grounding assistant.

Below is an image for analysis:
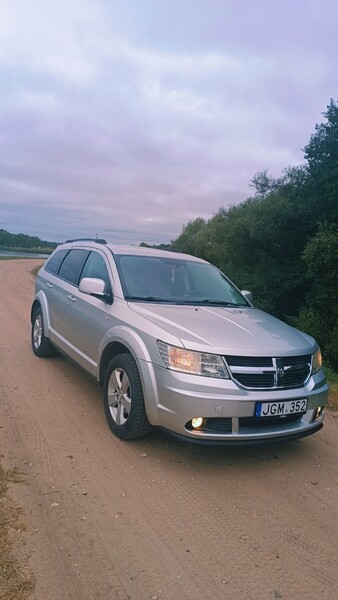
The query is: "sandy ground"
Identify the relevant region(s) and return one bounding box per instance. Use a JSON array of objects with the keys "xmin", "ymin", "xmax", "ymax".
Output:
[{"xmin": 0, "ymin": 259, "xmax": 338, "ymax": 600}]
